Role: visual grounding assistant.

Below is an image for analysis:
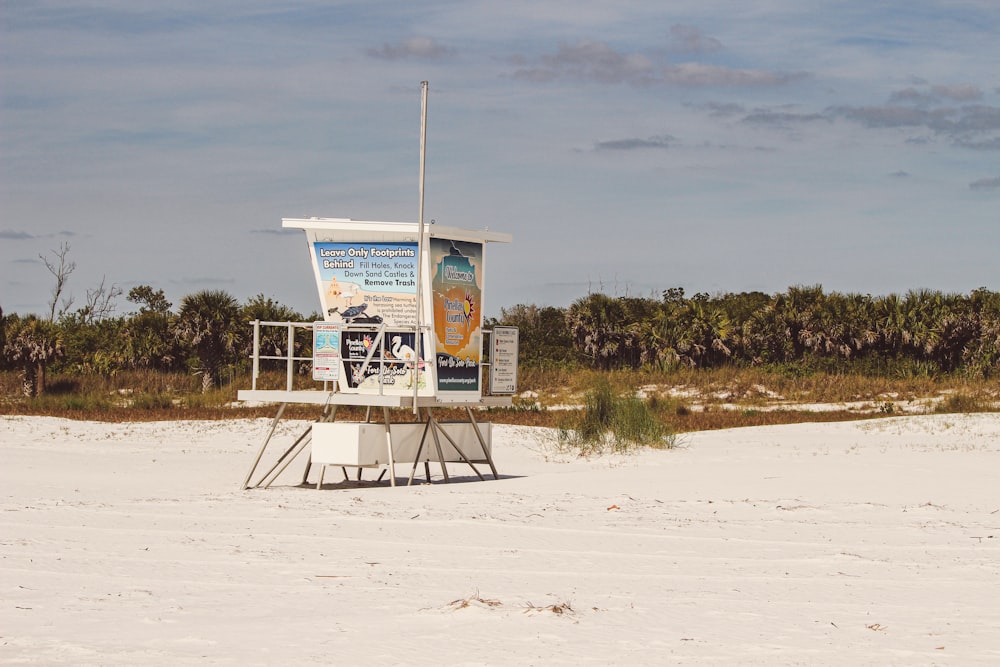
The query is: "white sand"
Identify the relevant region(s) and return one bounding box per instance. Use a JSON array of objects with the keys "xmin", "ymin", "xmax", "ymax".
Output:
[{"xmin": 3, "ymin": 413, "xmax": 999, "ymax": 665}]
